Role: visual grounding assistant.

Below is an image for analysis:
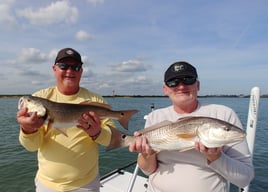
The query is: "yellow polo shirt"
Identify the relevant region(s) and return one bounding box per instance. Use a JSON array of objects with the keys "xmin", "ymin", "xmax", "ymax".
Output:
[{"xmin": 19, "ymin": 86, "xmax": 114, "ymax": 191}]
